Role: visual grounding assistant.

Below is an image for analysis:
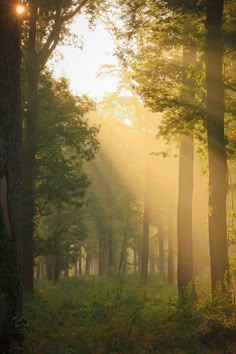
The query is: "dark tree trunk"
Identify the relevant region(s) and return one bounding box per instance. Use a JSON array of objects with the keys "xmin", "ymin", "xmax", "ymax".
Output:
[
  {"xmin": 140, "ymin": 160, "xmax": 150, "ymax": 284},
  {"xmin": 206, "ymin": 0, "xmax": 229, "ymax": 292},
  {"xmin": 22, "ymin": 66, "xmax": 39, "ymax": 297},
  {"xmin": 158, "ymin": 224, "xmax": 165, "ymax": 282},
  {"xmin": 177, "ymin": 19, "xmax": 196, "ymax": 298},
  {"xmin": 0, "ymin": 2, "xmax": 23, "ymax": 351},
  {"xmin": 168, "ymin": 214, "xmax": 174, "ymax": 285}
]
